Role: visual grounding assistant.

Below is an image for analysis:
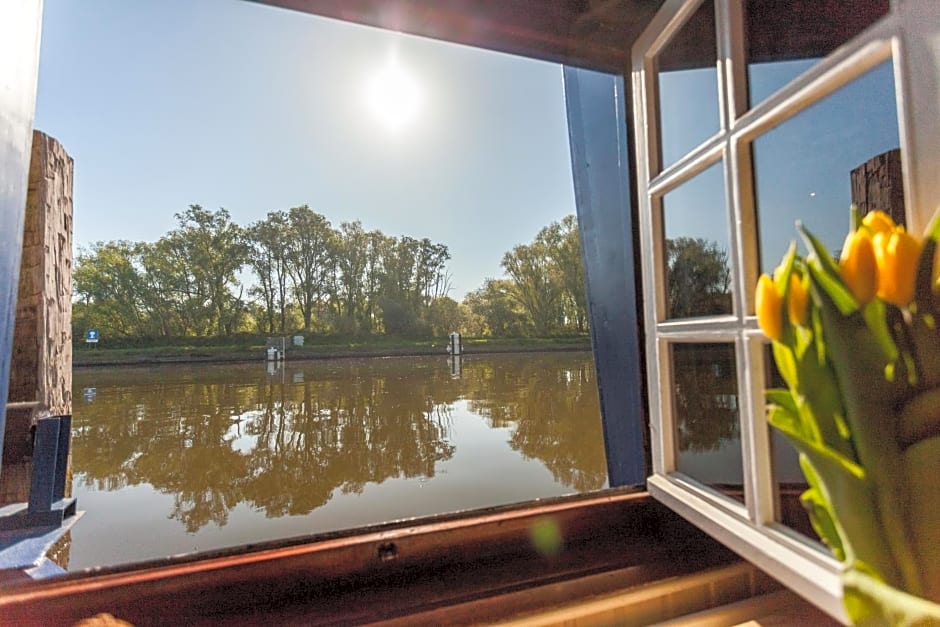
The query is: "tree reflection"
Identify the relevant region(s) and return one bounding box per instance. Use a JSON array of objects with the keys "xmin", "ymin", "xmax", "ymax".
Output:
[
  {"xmin": 72, "ymin": 354, "xmax": 604, "ymax": 532},
  {"xmin": 465, "ymin": 354, "xmax": 607, "ymax": 492},
  {"xmin": 672, "ymin": 343, "xmax": 739, "ymax": 453}
]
